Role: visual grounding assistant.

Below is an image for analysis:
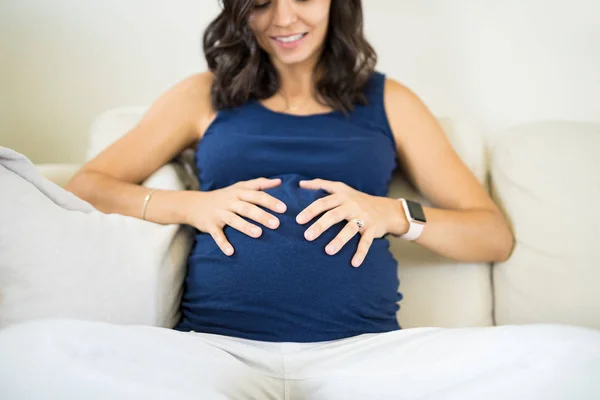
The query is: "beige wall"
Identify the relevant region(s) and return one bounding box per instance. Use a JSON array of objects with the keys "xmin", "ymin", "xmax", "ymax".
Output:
[{"xmin": 1, "ymin": 0, "xmax": 599, "ymax": 163}]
